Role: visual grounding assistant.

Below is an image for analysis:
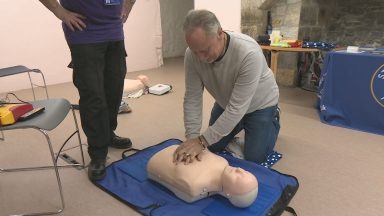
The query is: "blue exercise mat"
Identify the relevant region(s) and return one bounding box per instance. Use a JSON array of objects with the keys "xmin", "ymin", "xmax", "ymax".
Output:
[{"xmin": 94, "ymin": 139, "xmax": 298, "ymax": 216}]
